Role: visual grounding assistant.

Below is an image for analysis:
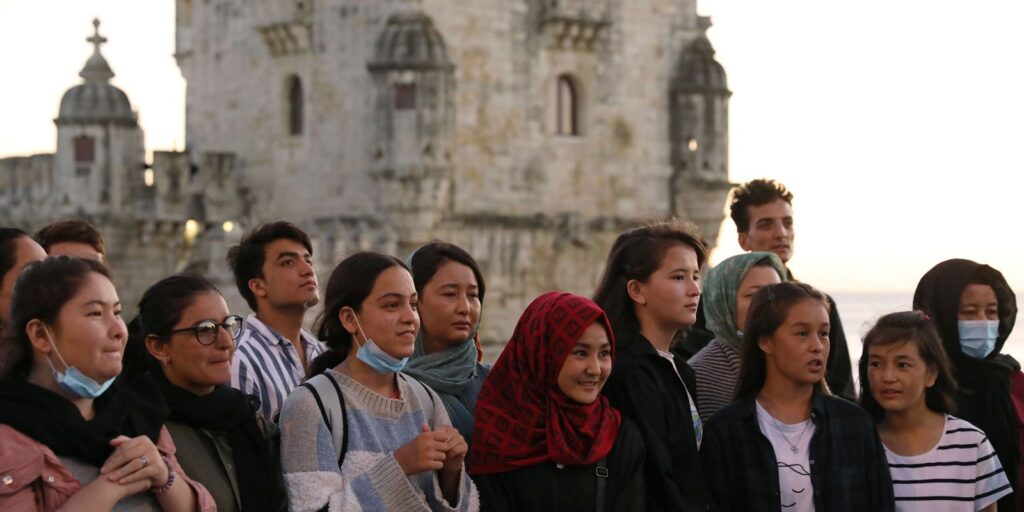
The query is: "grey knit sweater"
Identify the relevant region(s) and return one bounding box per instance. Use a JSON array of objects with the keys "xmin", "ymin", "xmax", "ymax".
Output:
[{"xmin": 279, "ymin": 369, "xmax": 479, "ymax": 512}]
